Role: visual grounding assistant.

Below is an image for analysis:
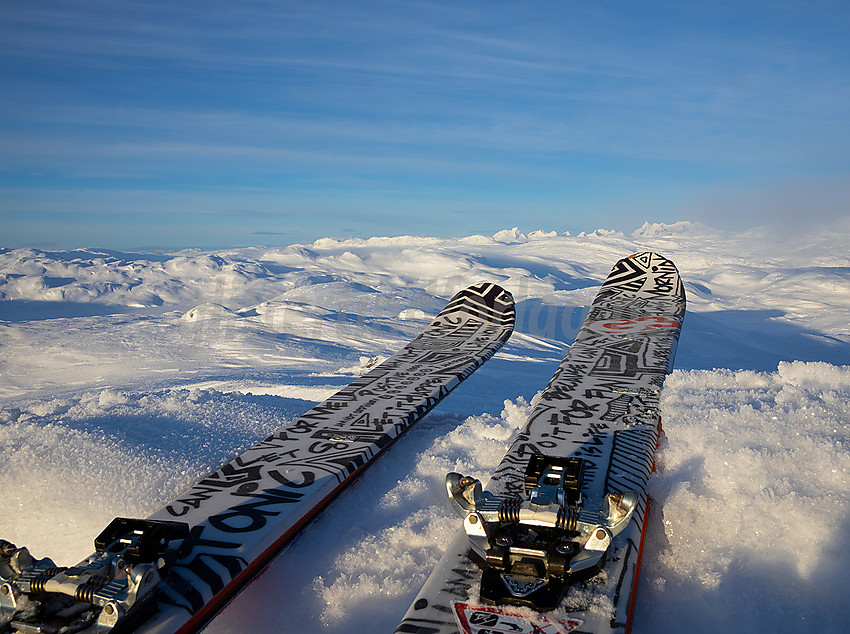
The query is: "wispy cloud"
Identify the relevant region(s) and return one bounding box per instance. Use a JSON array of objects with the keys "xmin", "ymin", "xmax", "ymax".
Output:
[{"xmin": 2, "ymin": 0, "xmax": 849, "ymax": 247}]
